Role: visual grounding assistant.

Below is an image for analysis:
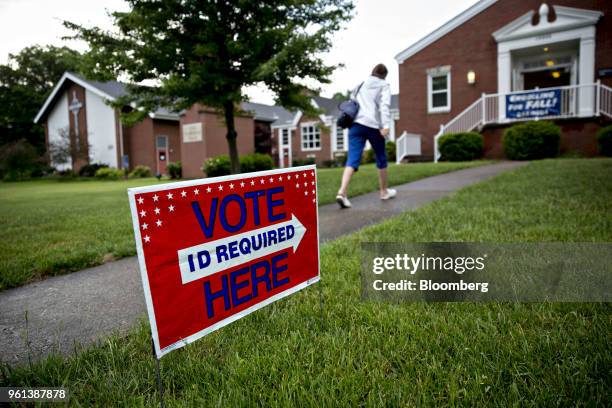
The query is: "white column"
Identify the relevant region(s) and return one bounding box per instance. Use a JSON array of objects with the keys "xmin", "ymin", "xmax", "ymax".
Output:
[
  {"xmin": 497, "ymin": 49, "xmax": 511, "ymax": 121},
  {"xmin": 578, "ymin": 33, "xmax": 596, "ymax": 117},
  {"xmin": 278, "ymin": 129, "xmax": 284, "ymax": 168}
]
